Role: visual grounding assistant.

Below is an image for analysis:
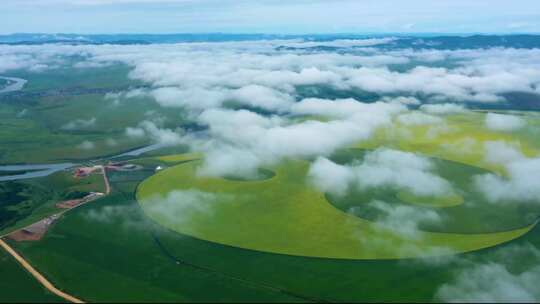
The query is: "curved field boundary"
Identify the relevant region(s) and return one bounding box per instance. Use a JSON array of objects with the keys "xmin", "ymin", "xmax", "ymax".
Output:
[
  {"xmin": 0, "ymin": 239, "xmax": 84, "ymax": 303},
  {"xmin": 137, "ymin": 158, "xmax": 536, "ymax": 260}
]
